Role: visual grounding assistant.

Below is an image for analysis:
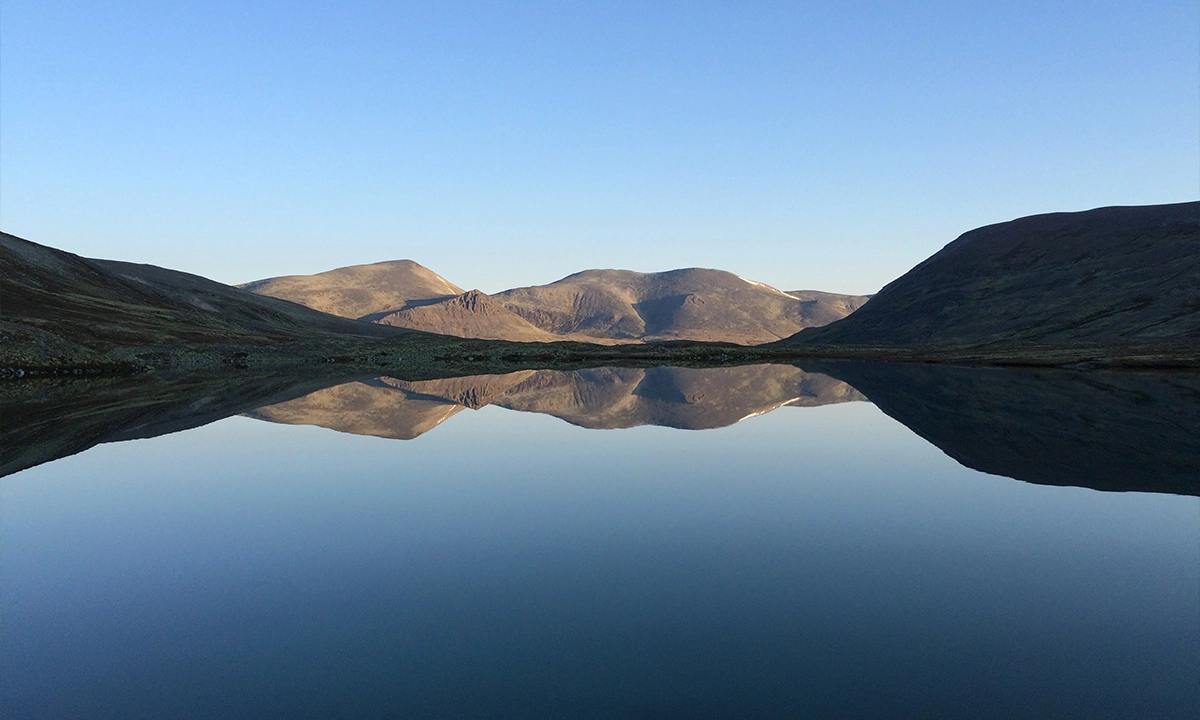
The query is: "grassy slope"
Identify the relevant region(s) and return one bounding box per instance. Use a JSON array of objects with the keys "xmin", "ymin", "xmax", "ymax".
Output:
[{"xmin": 785, "ymin": 203, "xmax": 1200, "ymax": 361}]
